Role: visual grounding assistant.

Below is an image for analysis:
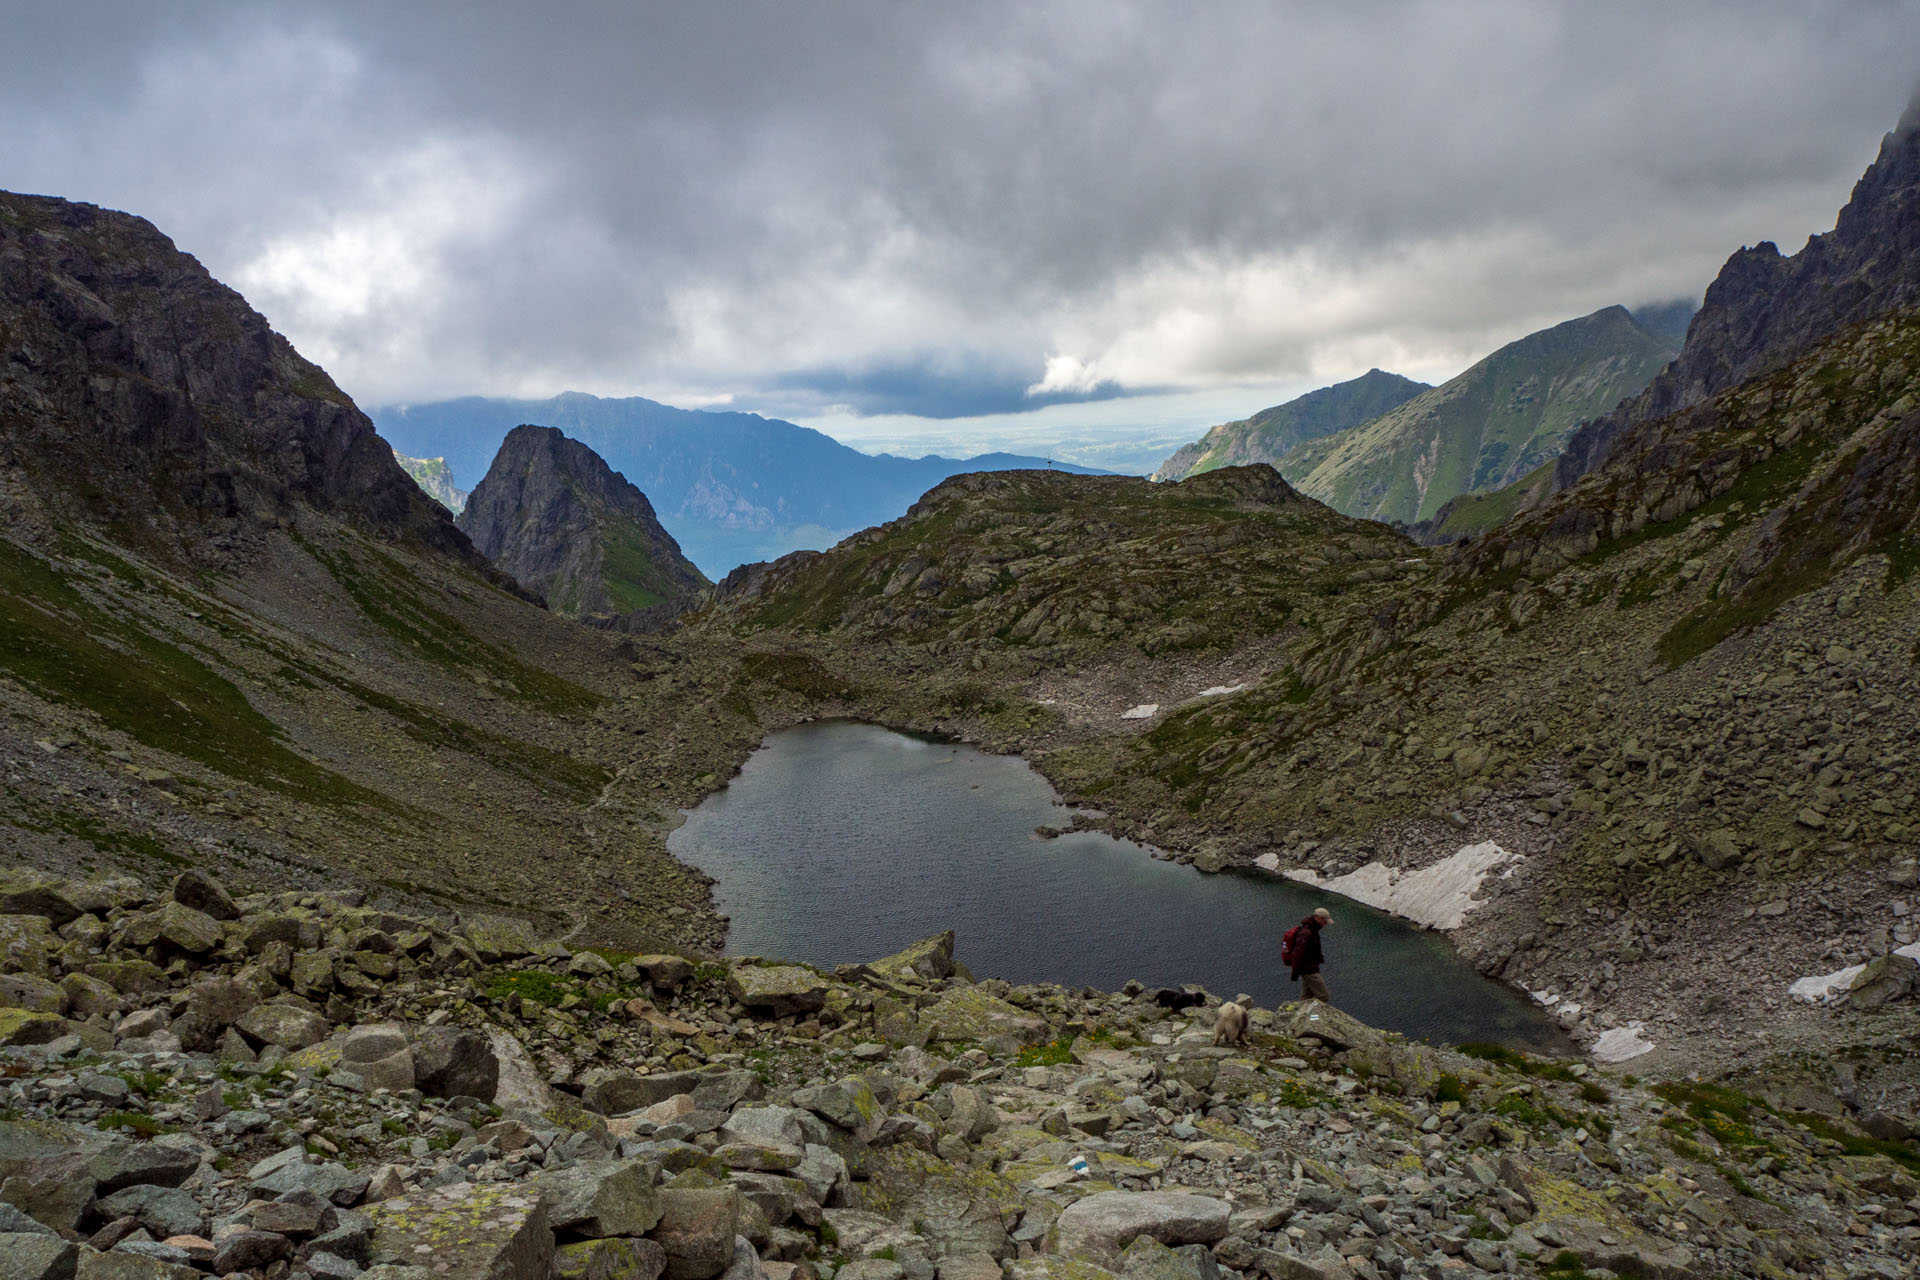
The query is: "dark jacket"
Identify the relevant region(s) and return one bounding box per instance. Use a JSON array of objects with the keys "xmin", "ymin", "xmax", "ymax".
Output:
[{"xmin": 1290, "ymin": 916, "xmax": 1325, "ymax": 979}]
